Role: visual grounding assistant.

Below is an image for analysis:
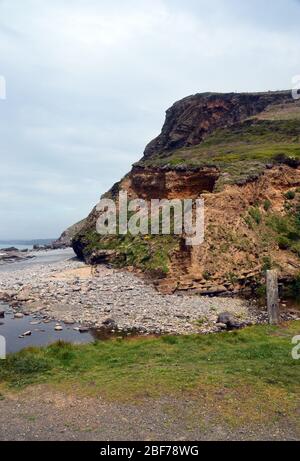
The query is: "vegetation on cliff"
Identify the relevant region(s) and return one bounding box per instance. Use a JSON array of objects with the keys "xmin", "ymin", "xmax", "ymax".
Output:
[
  {"xmin": 77, "ymin": 230, "xmax": 180, "ymax": 276},
  {"xmin": 139, "ymin": 118, "xmax": 300, "ymax": 189},
  {"xmin": 72, "ymin": 92, "xmax": 300, "ymax": 293}
]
